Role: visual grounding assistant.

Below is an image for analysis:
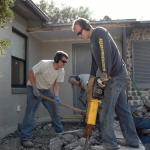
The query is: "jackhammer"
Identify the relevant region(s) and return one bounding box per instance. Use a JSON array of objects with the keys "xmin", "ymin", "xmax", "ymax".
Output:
[{"xmin": 83, "ymin": 76, "xmax": 106, "ymax": 150}]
